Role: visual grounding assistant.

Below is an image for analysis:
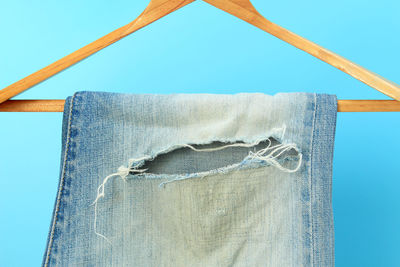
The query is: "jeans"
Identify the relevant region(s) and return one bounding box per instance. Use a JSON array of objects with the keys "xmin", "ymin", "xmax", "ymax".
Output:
[{"xmin": 42, "ymin": 91, "xmax": 337, "ymax": 266}]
